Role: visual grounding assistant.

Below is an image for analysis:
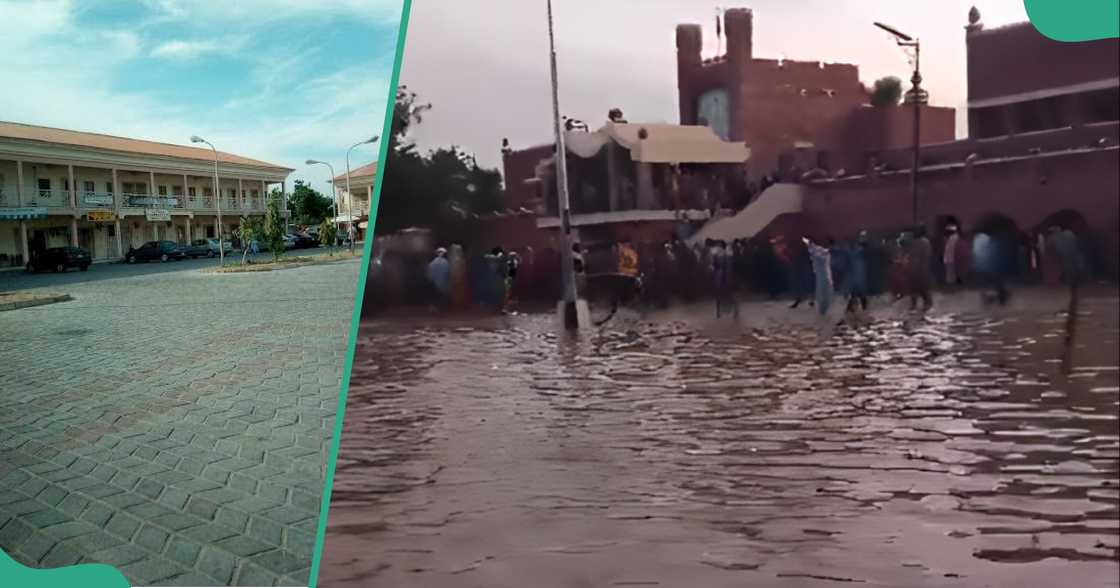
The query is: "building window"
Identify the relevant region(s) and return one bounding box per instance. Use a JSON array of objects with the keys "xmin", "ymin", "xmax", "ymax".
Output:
[
  {"xmin": 172, "ymin": 186, "xmax": 183, "ymax": 196},
  {"xmin": 251, "ymin": 189, "xmax": 259, "ymax": 198},
  {"xmin": 1085, "ymin": 87, "xmax": 1120, "ymax": 124},
  {"xmin": 106, "ymin": 182, "xmax": 114, "ymax": 194},
  {"xmin": 84, "ymin": 181, "xmax": 95, "ymax": 194},
  {"xmin": 203, "ymin": 187, "xmax": 213, "ymax": 197},
  {"xmin": 62, "ymin": 178, "xmax": 70, "ymax": 192},
  {"xmin": 188, "ymin": 187, "xmax": 196, "ymax": 197},
  {"xmin": 158, "ymin": 185, "xmax": 168, "ymax": 196},
  {"xmin": 37, "ymin": 178, "xmax": 51, "ymax": 196},
  {"xmin": 227, "ymin": 189, "xmax": 236, "ymax": 198}
]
